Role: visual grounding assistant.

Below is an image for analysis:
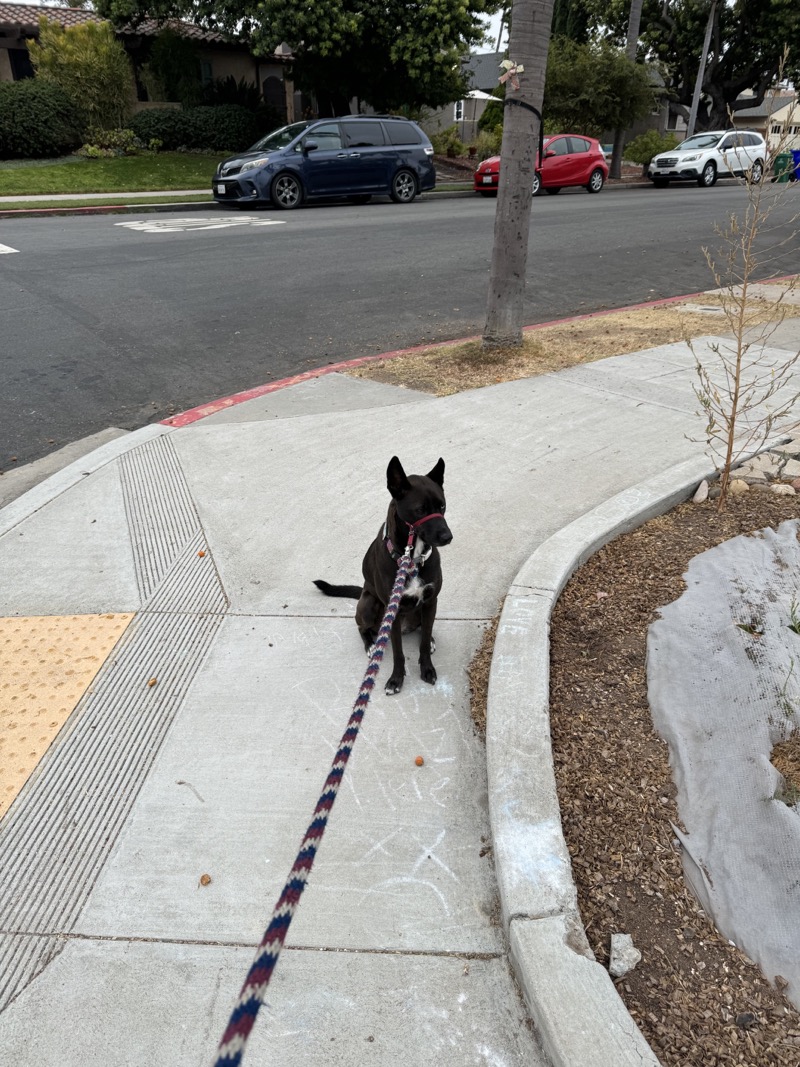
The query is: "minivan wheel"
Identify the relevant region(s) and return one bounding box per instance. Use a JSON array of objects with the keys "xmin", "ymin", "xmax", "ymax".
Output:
[
  {"xmin": 271, "ymin": 172, "xmax": 304, "ymax": 209},
  {"xmin": 698, "ymin": 161, "xmax": 717, "ymax": 187},
  {"xmin": 587, "ymin": 168, "xmax": 605, "ymax": 193},
  {"xmin": 390, "ymin": 169, "xmax": 418, "ymax": 203}
]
